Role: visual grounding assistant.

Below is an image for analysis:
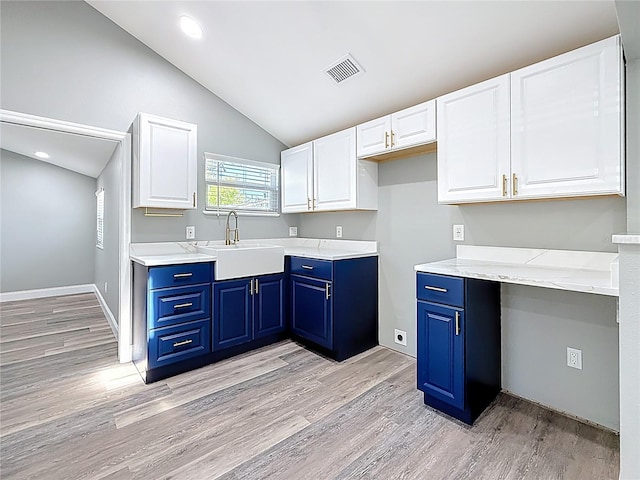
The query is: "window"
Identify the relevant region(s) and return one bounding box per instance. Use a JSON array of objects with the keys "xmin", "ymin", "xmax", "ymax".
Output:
[
  {"xmin": 96, "ymin": 188, "xmax": 104, "ymax": 249},
  {"xmin": 205, "ymin": 153, "xmax": 280, "ymax": 215}
]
